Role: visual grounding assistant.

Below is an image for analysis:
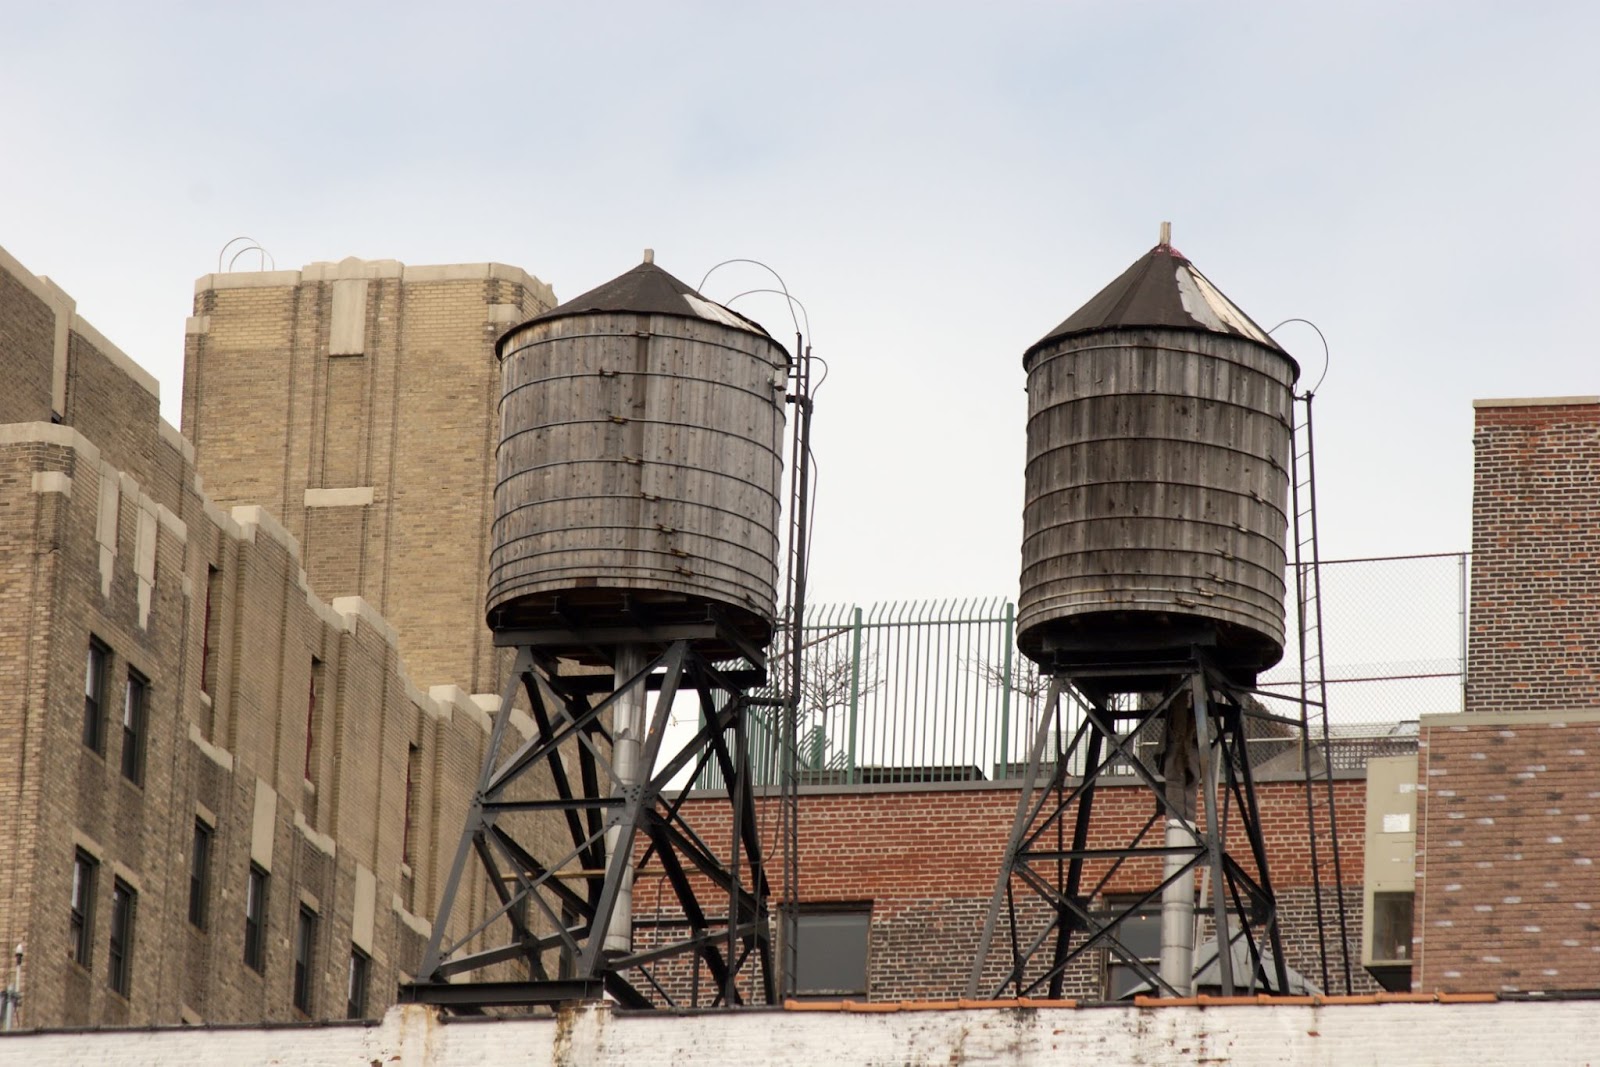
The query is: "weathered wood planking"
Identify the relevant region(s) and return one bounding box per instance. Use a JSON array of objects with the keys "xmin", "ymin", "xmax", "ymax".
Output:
[
  {"xmin": 1018, "ymin": 327, "xmax": 1297, "ymax": 672},
  {"xmin": 488, "ymin": 311, "xmax": 788, "ymax": 655}
]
